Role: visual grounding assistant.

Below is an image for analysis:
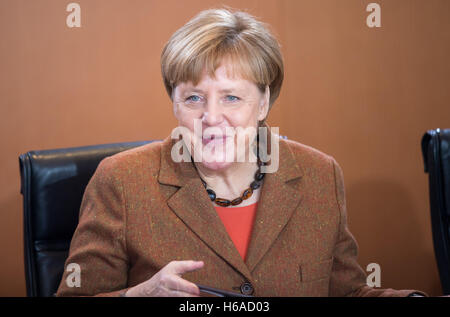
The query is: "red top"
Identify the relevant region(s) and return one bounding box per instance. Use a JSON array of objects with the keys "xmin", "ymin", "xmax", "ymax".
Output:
[{"xmin": 214, "ymin": 202, "xmax": 258, "ymax": 261}]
